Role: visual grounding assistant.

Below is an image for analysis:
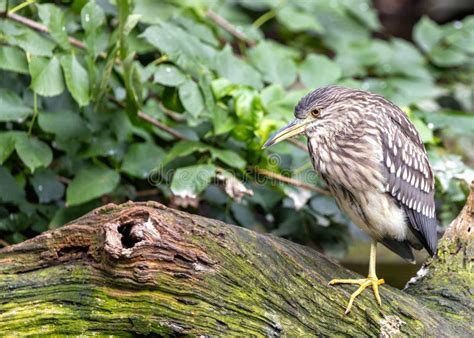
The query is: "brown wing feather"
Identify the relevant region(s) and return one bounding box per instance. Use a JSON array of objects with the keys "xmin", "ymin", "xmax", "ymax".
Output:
[{"xmin": 380, "ymin": 110, "xmax": 438, "ymax": 256}]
